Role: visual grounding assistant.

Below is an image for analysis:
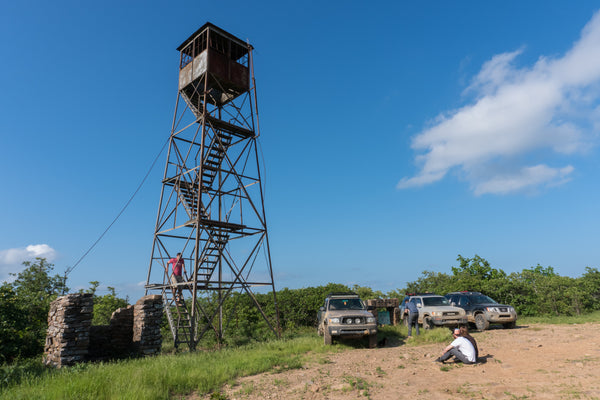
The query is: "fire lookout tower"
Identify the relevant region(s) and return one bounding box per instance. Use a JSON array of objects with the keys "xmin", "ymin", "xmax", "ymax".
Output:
[{"xmin": 145, "ymin": 23, "xmax": 280, "ymax": 349}]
